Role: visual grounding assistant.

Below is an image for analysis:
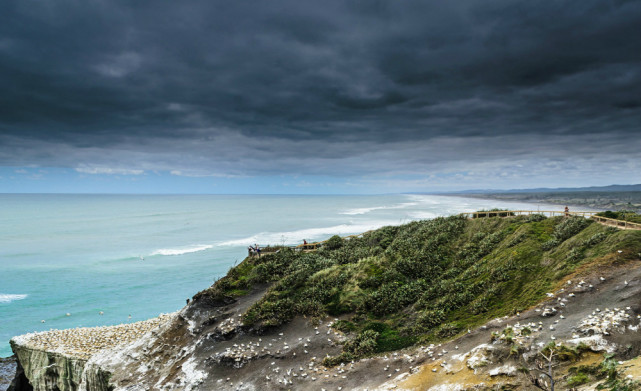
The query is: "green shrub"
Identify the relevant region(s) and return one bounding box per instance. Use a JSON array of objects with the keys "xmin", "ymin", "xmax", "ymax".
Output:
[
  {"xmin": 596, "ymin": 210, "xmax": 641, "ymax": 223},
  {"xmin": 553, "ymin": 216, "xmax": 592, "ymax": 243},
  {"xmin": 567, "ymin": 373, "xmax": 590, "ymax": 387},
  {"xmin": 436, "ymin": 323, "xmax": 460, "ymax": 338},
  {"xmin": 333, "ymin": 320, "xmax": 357, "ymax": 333},
  {"xmin": 584, "ymin": 232, "xmax": 608, "ymax": 247},
  {"xmin": 324, "ymin": 235, "xmax": 344, "ymax": 250},
  {"xmin": 416, "ymin": 309, "xmax": 446, "ymax": 331},
  {"xmin": 598, "ymin": 211, "xmax": 620, "ymax": 219},
  {"xmin": 343, "ymin": 329, "xmax": 379, "ymax": 356},
  {"xmin": 526, "ymin": 214, "xmax": 547, "ymax": 222},
  {"xmin": 567, "ymin": 247, "xmax": 584, "ymax": 263},
  {"xmin": 367, "ymin": 282, "xmax": 421, "ymax": 316},
  {"xmin": 542, "ymin": 239, "xmax": 560, "ymax": 250}
]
